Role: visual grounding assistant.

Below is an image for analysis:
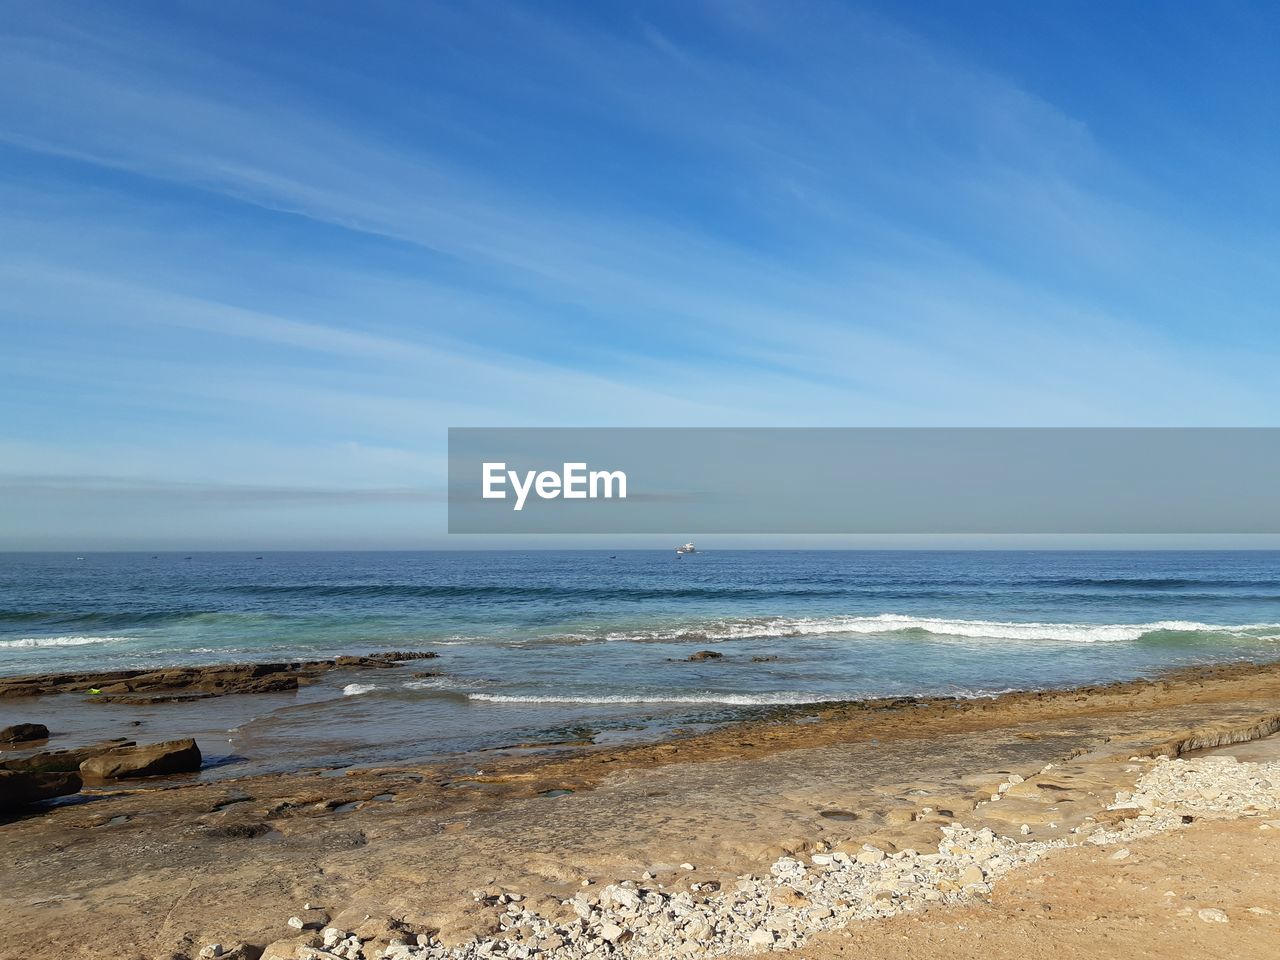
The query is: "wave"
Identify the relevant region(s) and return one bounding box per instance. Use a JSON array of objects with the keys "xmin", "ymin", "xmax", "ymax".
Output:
[
  {"xmin": 0, "ymin": 609, "xmax": 288, "ymax": 628},
  {"xmin": 466, "ymin": 691, "xmax": 839, "ymax": 706},
  {"xmin": 495, "ymin": 615, "xmax": 1280, "ymax": 646},
  {"xmin": 464, "ymin": 686, "xmax": 1027, "ymax": 706},
  {"xmin": 342, "ymin": 683, "xmax": 378, "ymax": 696},
  {"xmin": 221, "ymin": 583, "xmax": 849, "ymax": 601},
  {"xmin": 0, "ymin": 635, "xmax": 130, "ymax": 648}
]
